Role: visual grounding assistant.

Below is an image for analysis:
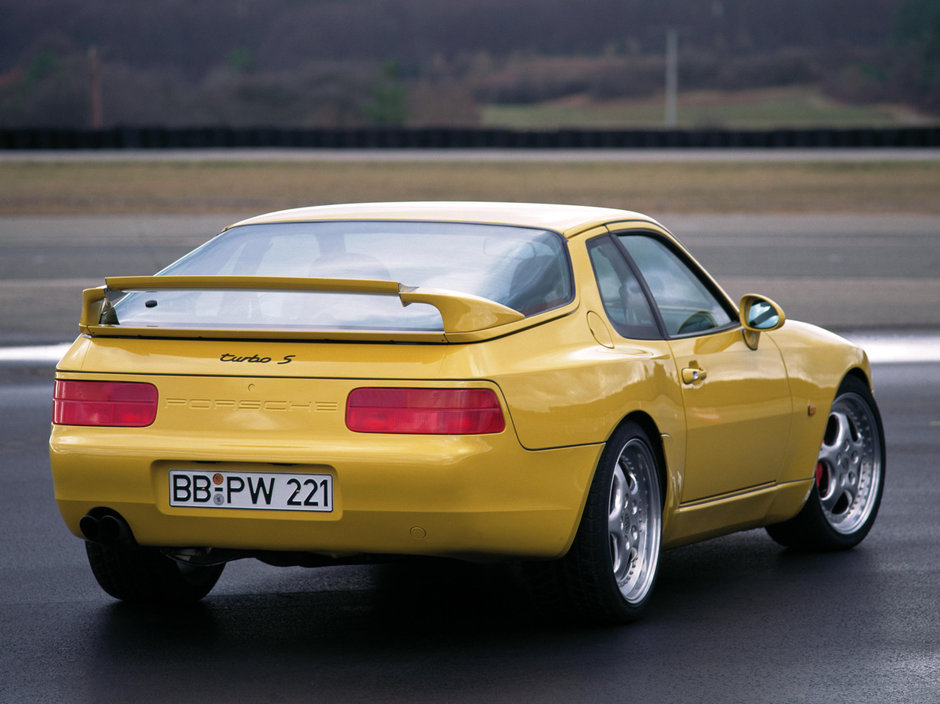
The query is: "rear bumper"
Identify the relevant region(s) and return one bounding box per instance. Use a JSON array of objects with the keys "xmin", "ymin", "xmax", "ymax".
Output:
[{"xmin": 50, "ymin": 427, "xmax": 602, "ymax": 560}]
